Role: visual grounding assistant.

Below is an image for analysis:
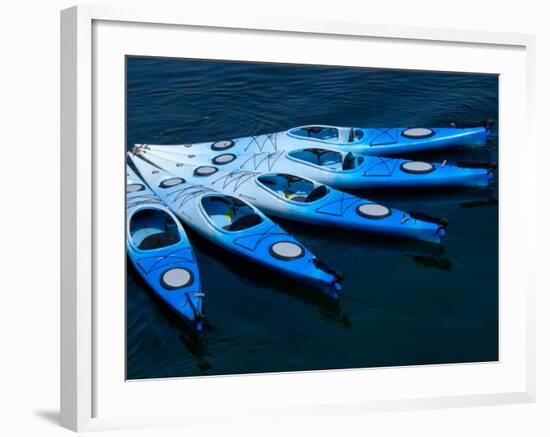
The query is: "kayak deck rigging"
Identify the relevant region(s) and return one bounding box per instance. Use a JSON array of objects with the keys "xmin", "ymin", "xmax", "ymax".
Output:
[
  {"xmin": 239, "ymin": 150, "xmax": 285, "ymax": 171},
  {"xmin": 243, "ymin": 132, "xmax": 279, "ymax": 152},
  {"xmin": 211, "ymin": 169, "xmax": 258, "ymax": 192},
  {"xmin": 135, "ymin": 246, "xmax": 197, "ymax": 275},
  {"xmin": 232, "ymin": 223, "xmax": 292, "ymax": 252},
  {"xmin": 166, "ymin": 185, "xmax": 215, "ymax": 209},
  {"xmin": 126, "ymin": 191, "xmax": 166, "ymax": 209}
]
